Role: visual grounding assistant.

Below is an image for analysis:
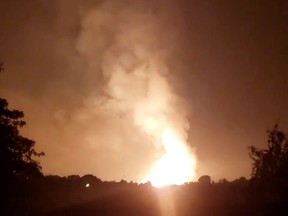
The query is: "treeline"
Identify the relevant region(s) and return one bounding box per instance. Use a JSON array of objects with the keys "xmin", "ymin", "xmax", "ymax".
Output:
[{"xmin": 4, "ymin": 174, "xmax": 288, "ymax": 216}]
